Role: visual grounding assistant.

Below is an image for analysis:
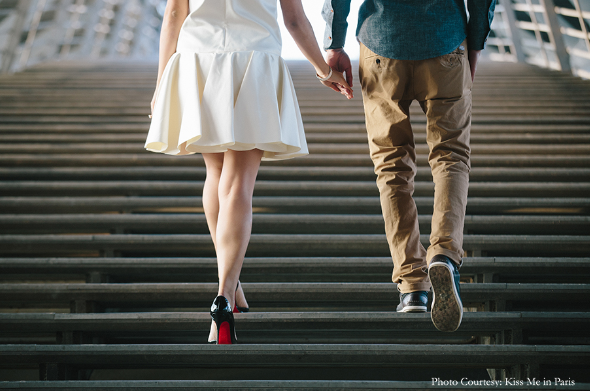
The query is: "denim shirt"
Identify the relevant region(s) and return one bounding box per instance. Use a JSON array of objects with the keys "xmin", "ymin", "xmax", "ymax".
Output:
[{"xmin": 322, "ymin": 0, "xmax": 496, "ymax": 61}]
